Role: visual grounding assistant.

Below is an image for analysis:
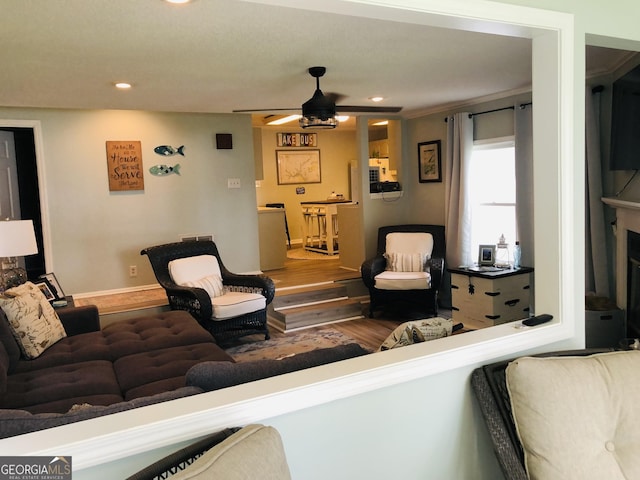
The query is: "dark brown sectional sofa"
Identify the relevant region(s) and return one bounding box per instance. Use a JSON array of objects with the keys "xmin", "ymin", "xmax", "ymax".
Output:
[{"xmin": 0, "ymin": 305, "xmax": 369, "ymax": 439}]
